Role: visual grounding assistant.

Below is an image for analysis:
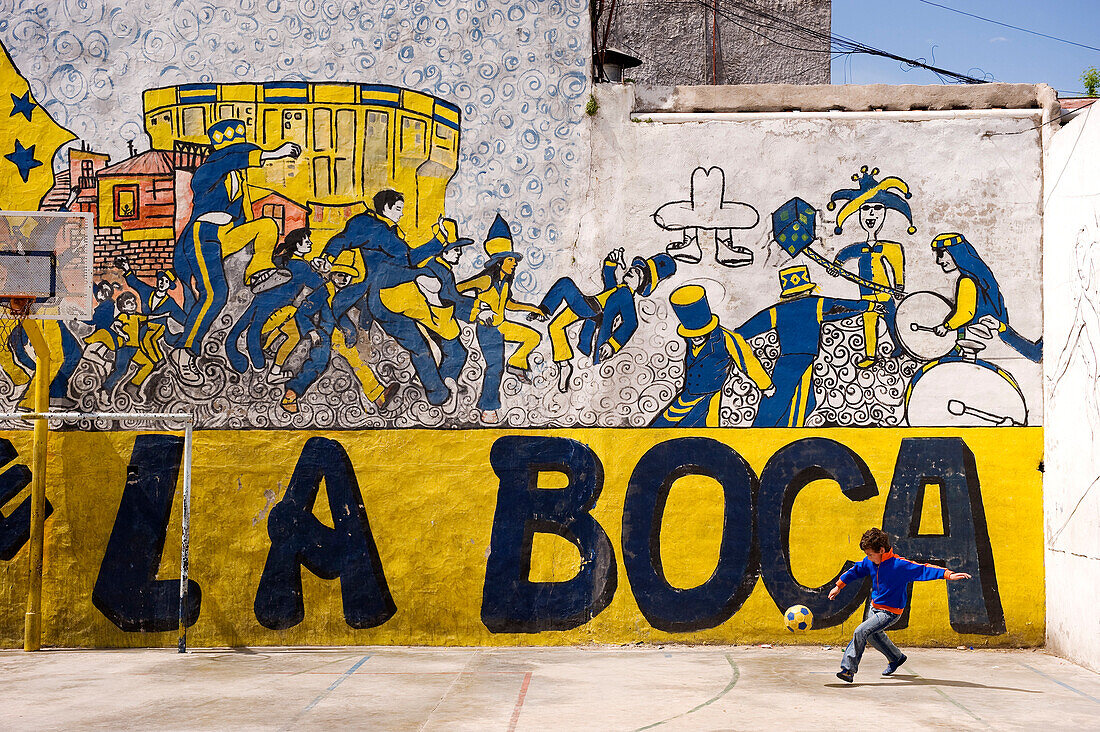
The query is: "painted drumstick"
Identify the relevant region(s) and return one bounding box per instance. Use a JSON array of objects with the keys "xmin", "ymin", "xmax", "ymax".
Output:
[{"xmin": 947, "ymin": 399, "xmax": 1023, "ymax": 427}]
